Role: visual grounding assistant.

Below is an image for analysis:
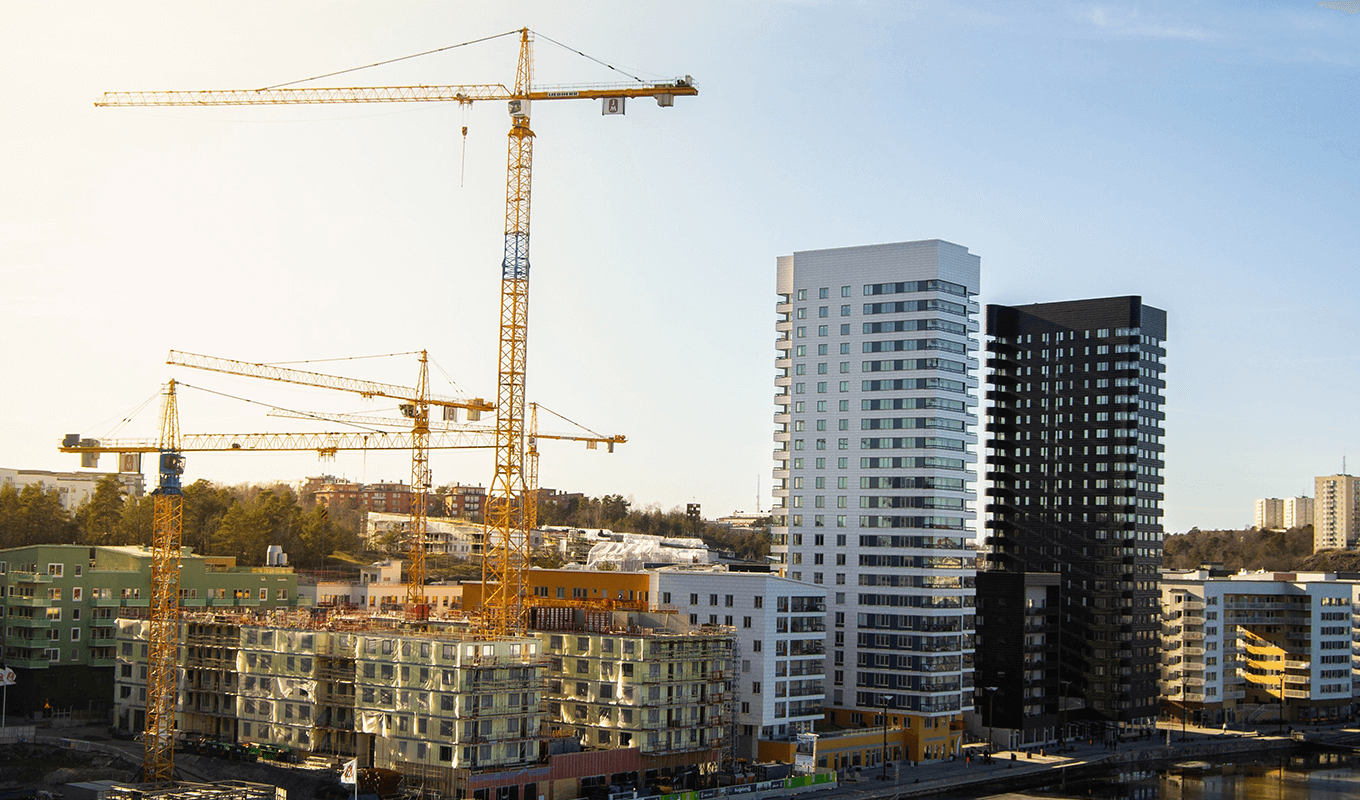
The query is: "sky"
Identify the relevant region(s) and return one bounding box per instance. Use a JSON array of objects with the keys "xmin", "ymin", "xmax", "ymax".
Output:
[{"xmin": 2, "ymin": 1, "xmax": 1358, "ymax": 534}]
